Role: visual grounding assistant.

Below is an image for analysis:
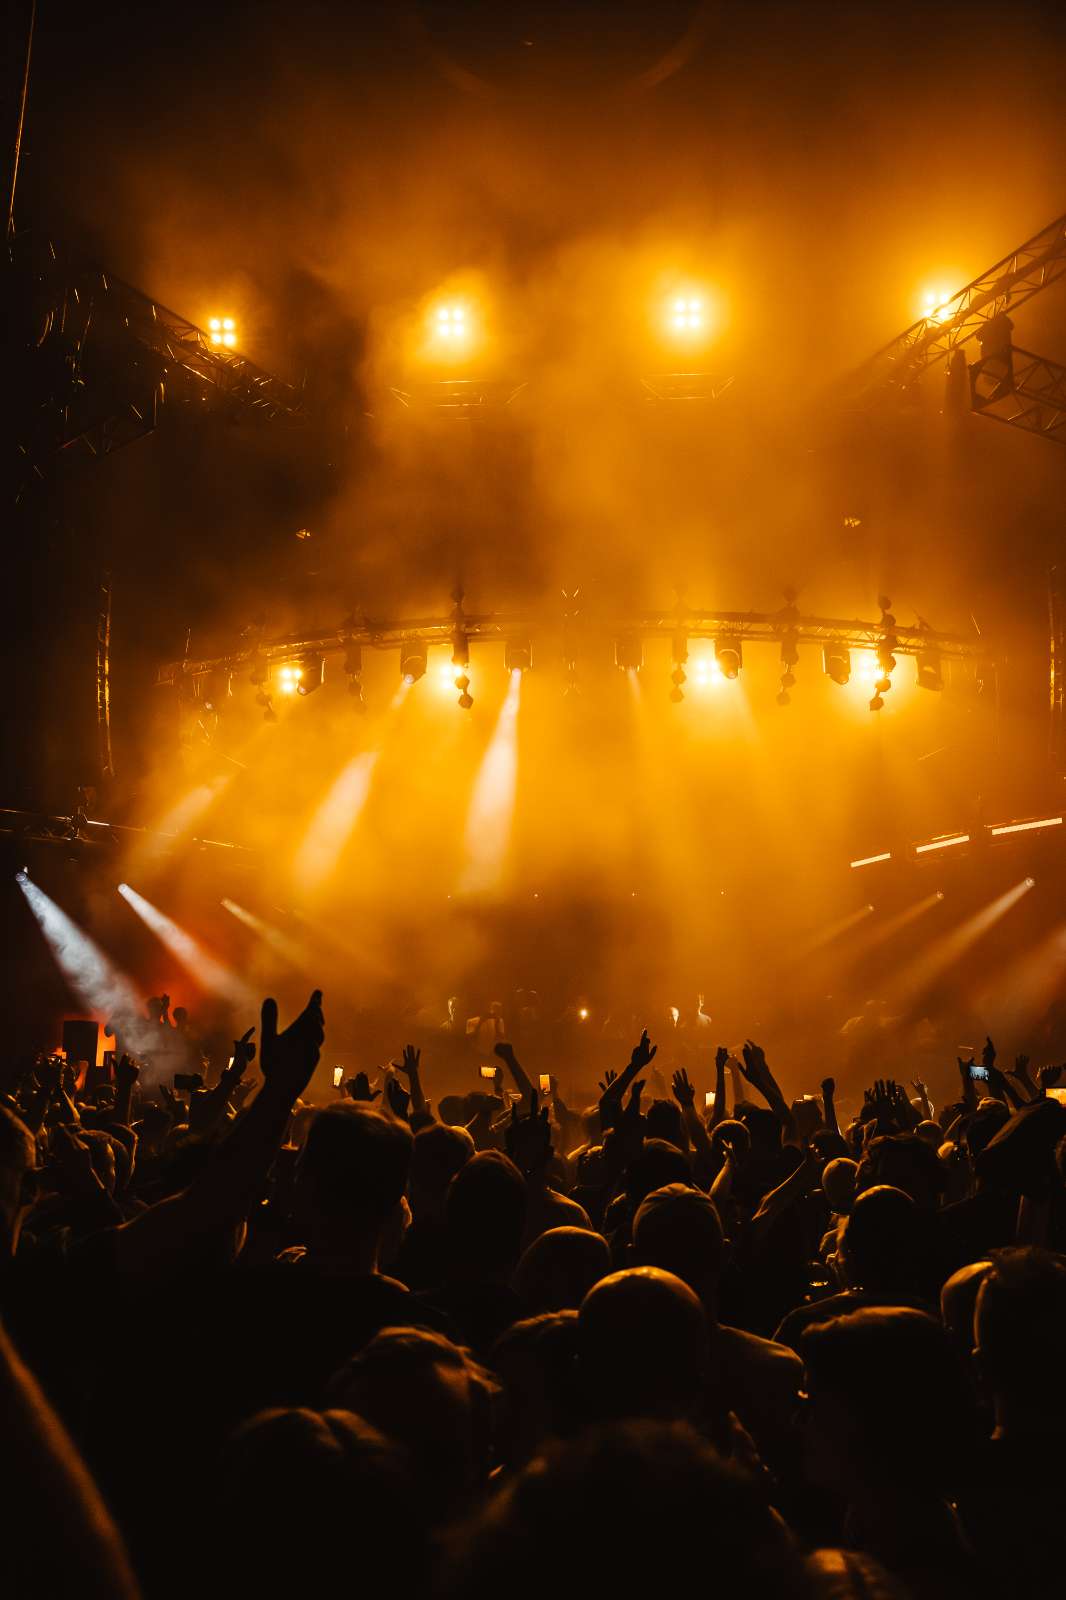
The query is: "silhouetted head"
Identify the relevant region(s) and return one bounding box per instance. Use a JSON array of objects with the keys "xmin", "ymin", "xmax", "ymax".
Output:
[
  {"xmin": 445, "ymin": 1150, "xmax": 527, "ymax": 1280},
  {"xmin": 578, "ymin": 1266, "xmax": 707, "ymax": 1422},
  {"xmin": 214, "ymin": 1407, "xmax": 419, "ymax": 1595},
  {"xmin": 645, "ymin": 1098, "xmax": 685, "ymax": 1147},
  {"xmin": 514, "ymin": 1226, "xmax": 610, "ymax": 1313},
  {"xmin": 856, "ymin": 1134, "xmax": 944, "ymax": 1210},
  {"xmin": 839, "ymin": 1184, "xmax": 921, "ymax": 1293},
  {"xmin": 296, "ymin": 1104, "xmax": 412, "ymax": 1251},
  {"xmin": 975, "ymin": 1247, "xmax": 1066, "ymax": 1427},
  {"xmin": 822, "ymin": 1157, "xmax": 858, "ymax": 1215},
  {"xmin": 326, "ymin": 1326, "xmax": 498, "ymax": 1515},
  {"xmin": 801, "ymin": 1308, "xmax": 972, "ymax": 1496},
  {"xmin": 410, "ymin": 1120, "xmax": 475, "ymax": 1217},
  {"xmin": 443, "ymin": 1420, "xmax": 808, "ymax": 1600},
  {"xmin": 623, "ymin": 1137, "xmax": 691, "ymax": 1205},
  {"xmin": 940, "ymin": 1259, "xmax": 993, "ymax": 1358},
  {"xmin": 631, "ymin": 1183, "xmax": 725, "ymax": 1312},
  {"xmin": 490, "ymin": 1312, "xmax": 581, "ymax": 1468}
]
